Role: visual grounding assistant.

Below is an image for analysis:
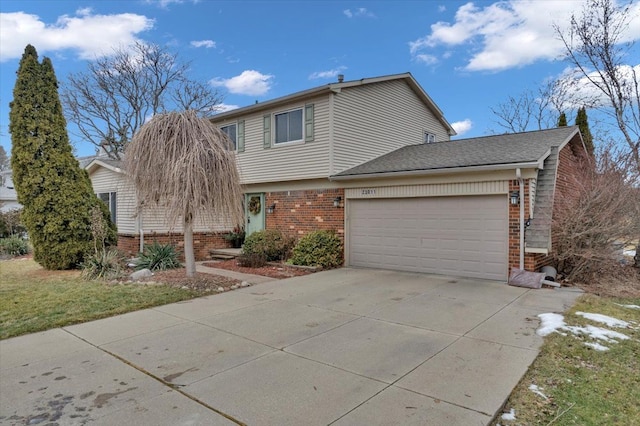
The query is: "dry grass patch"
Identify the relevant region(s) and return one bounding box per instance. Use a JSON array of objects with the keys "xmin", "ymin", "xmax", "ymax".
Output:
[
  {"xmin": 493, "ymin": 294, "xmax": 640, "ymax": 425},
  {"xmin": 0, "ymin": 259, "xmax": 236, "ymax": 340}
]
